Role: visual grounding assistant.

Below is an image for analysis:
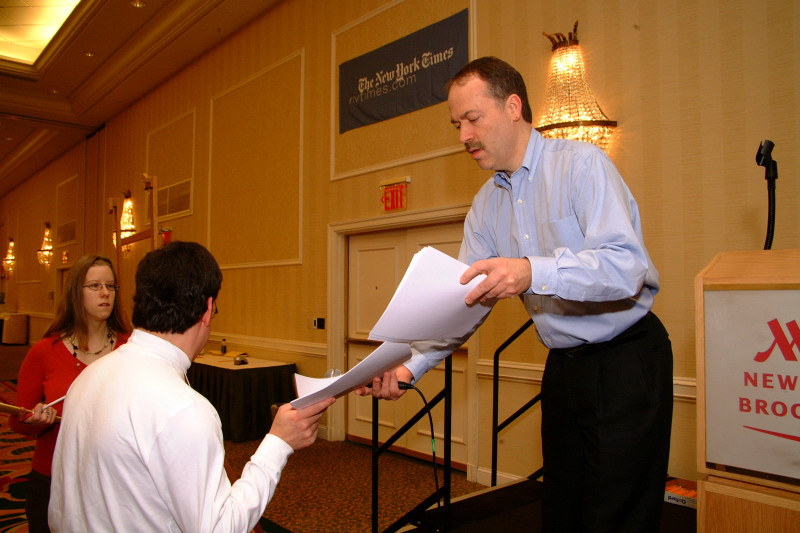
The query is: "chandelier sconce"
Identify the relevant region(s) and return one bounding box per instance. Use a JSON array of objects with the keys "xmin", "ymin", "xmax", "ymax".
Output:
[
  {"xmin": 535, "ymin": 21, "xmax": 617, "ymax": 153},
  {"xmin": 3, "ymin": 238, "xmax": 15, "ymax": 276},
  {"xmin": 37, "ymin": 223, "xmax": 54, "ymax": 268},
  {"xmin": 112, "ymin": 190, "xmax": 136, "ymax": 252},
  {"xmin": 109, "ymin": 175, "xmax": 157, "ymax": 279}
]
